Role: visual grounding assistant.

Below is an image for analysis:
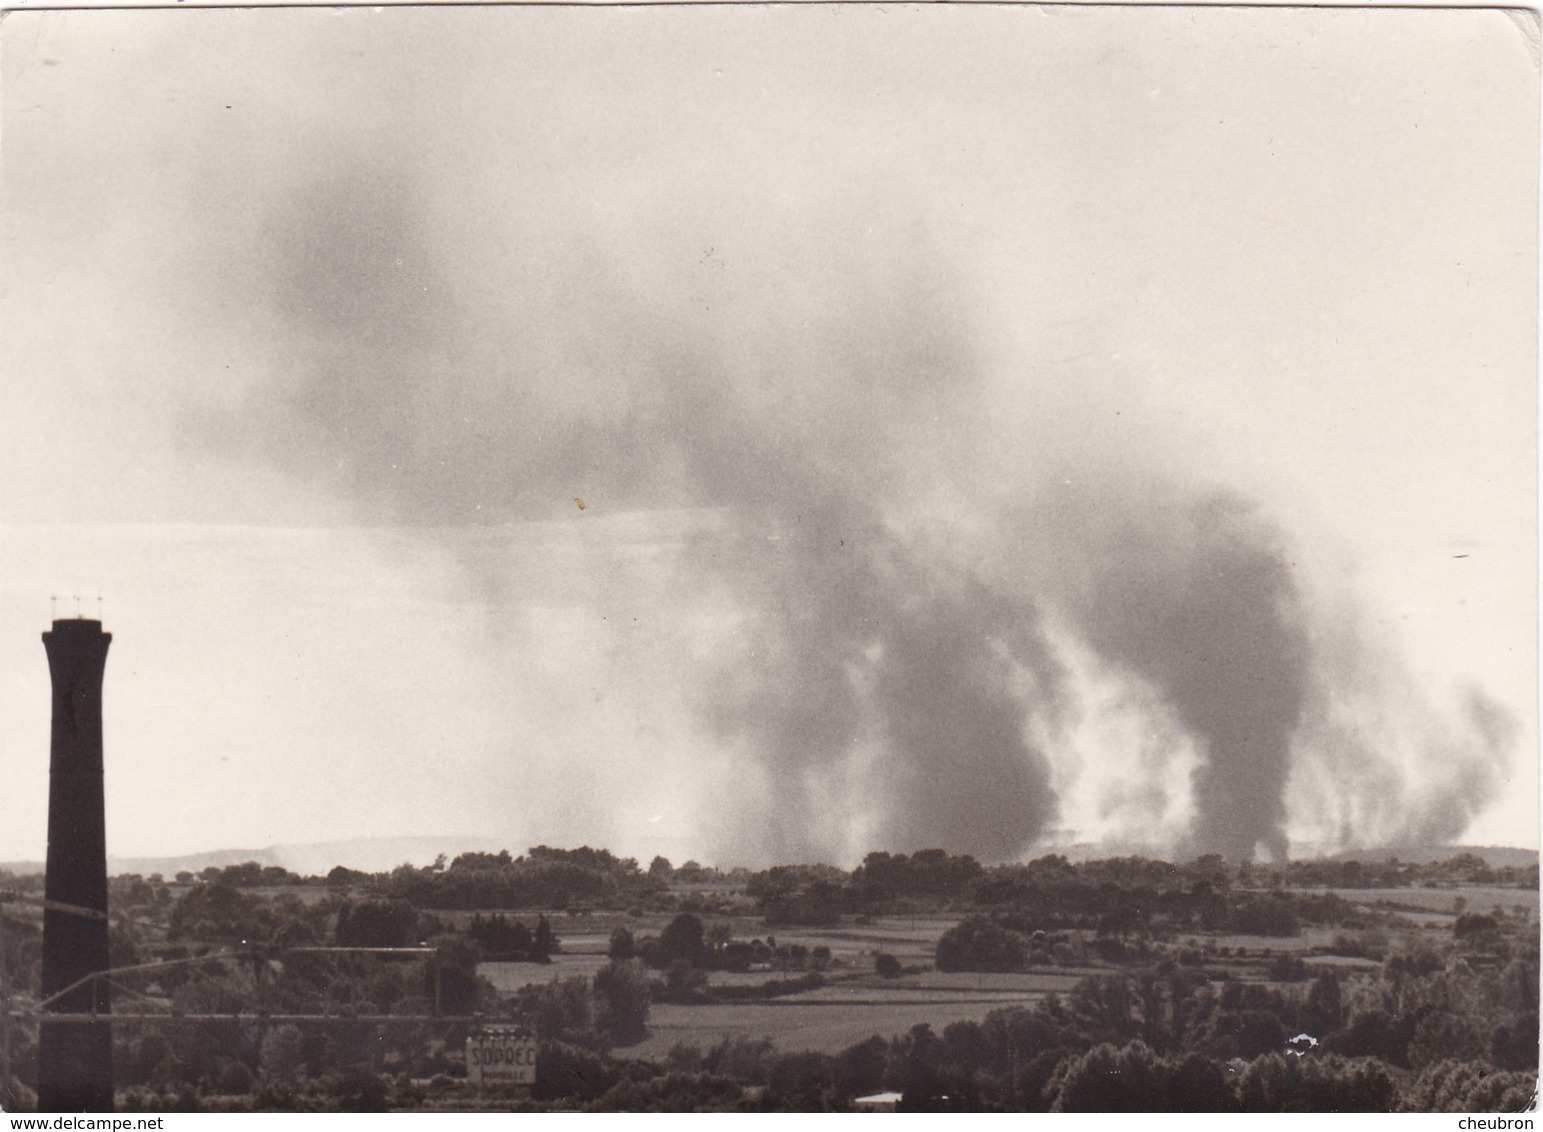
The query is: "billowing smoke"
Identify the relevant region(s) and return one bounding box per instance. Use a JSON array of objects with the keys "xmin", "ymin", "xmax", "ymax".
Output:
[
  {"xmin": 196, "ymin": 149, "xmax": 1070, "ymax": 863},
  {"xmin": 192, "ymin": 143, "xmax": 1514, "ymax": 864},
  {"xmin": 701, "ymin": 509, "xmax": 1062, "ymax": 861},
  {"xmin": 1017, "ymin": 480, "xmax": 1311, "ymax": 861},
  {"xmin": 1286, "ymin": 592, "xmax": 1515, "ymax": 855}
]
